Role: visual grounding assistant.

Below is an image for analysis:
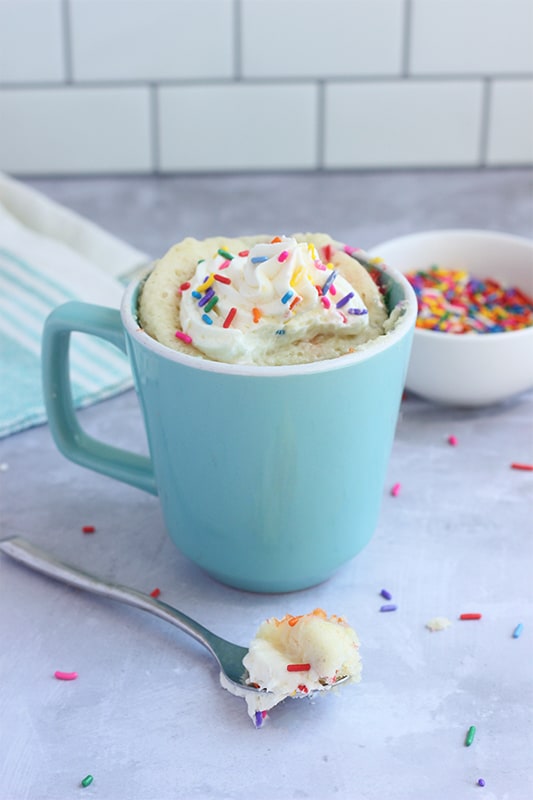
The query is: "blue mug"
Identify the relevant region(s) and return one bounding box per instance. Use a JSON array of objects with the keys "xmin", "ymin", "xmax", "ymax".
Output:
[{"xmin": 42, "ymin": 262, "xmax": 416, "ymax": 592}]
